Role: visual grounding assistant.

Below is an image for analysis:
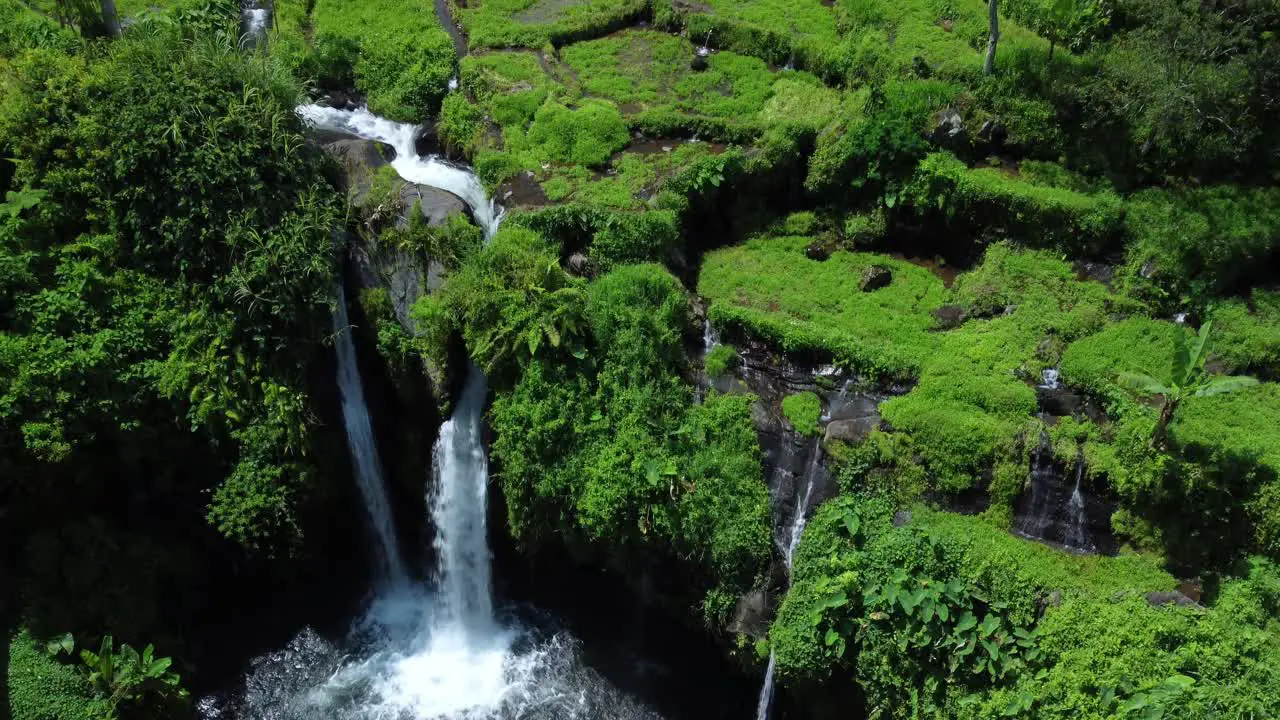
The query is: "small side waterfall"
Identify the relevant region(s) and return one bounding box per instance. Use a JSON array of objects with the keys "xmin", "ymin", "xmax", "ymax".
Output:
[
  {"xmin": 332, "ymin": 284, "xmax": 407, "ymax": 585},
  {"xmin": 239, "ymin": 2, "xmax": 270, "ymax": 48},
  {"xmin": 1064, "ymin": 450, "xmax": 1094, "ymax": 552},
  {"xmin": 1015, "ymin": 430, "xmax": 1058, "ymax": 541},
  {"xmin": 758, "ymin": 437, "xmax": 822, "ymax": 720}
]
